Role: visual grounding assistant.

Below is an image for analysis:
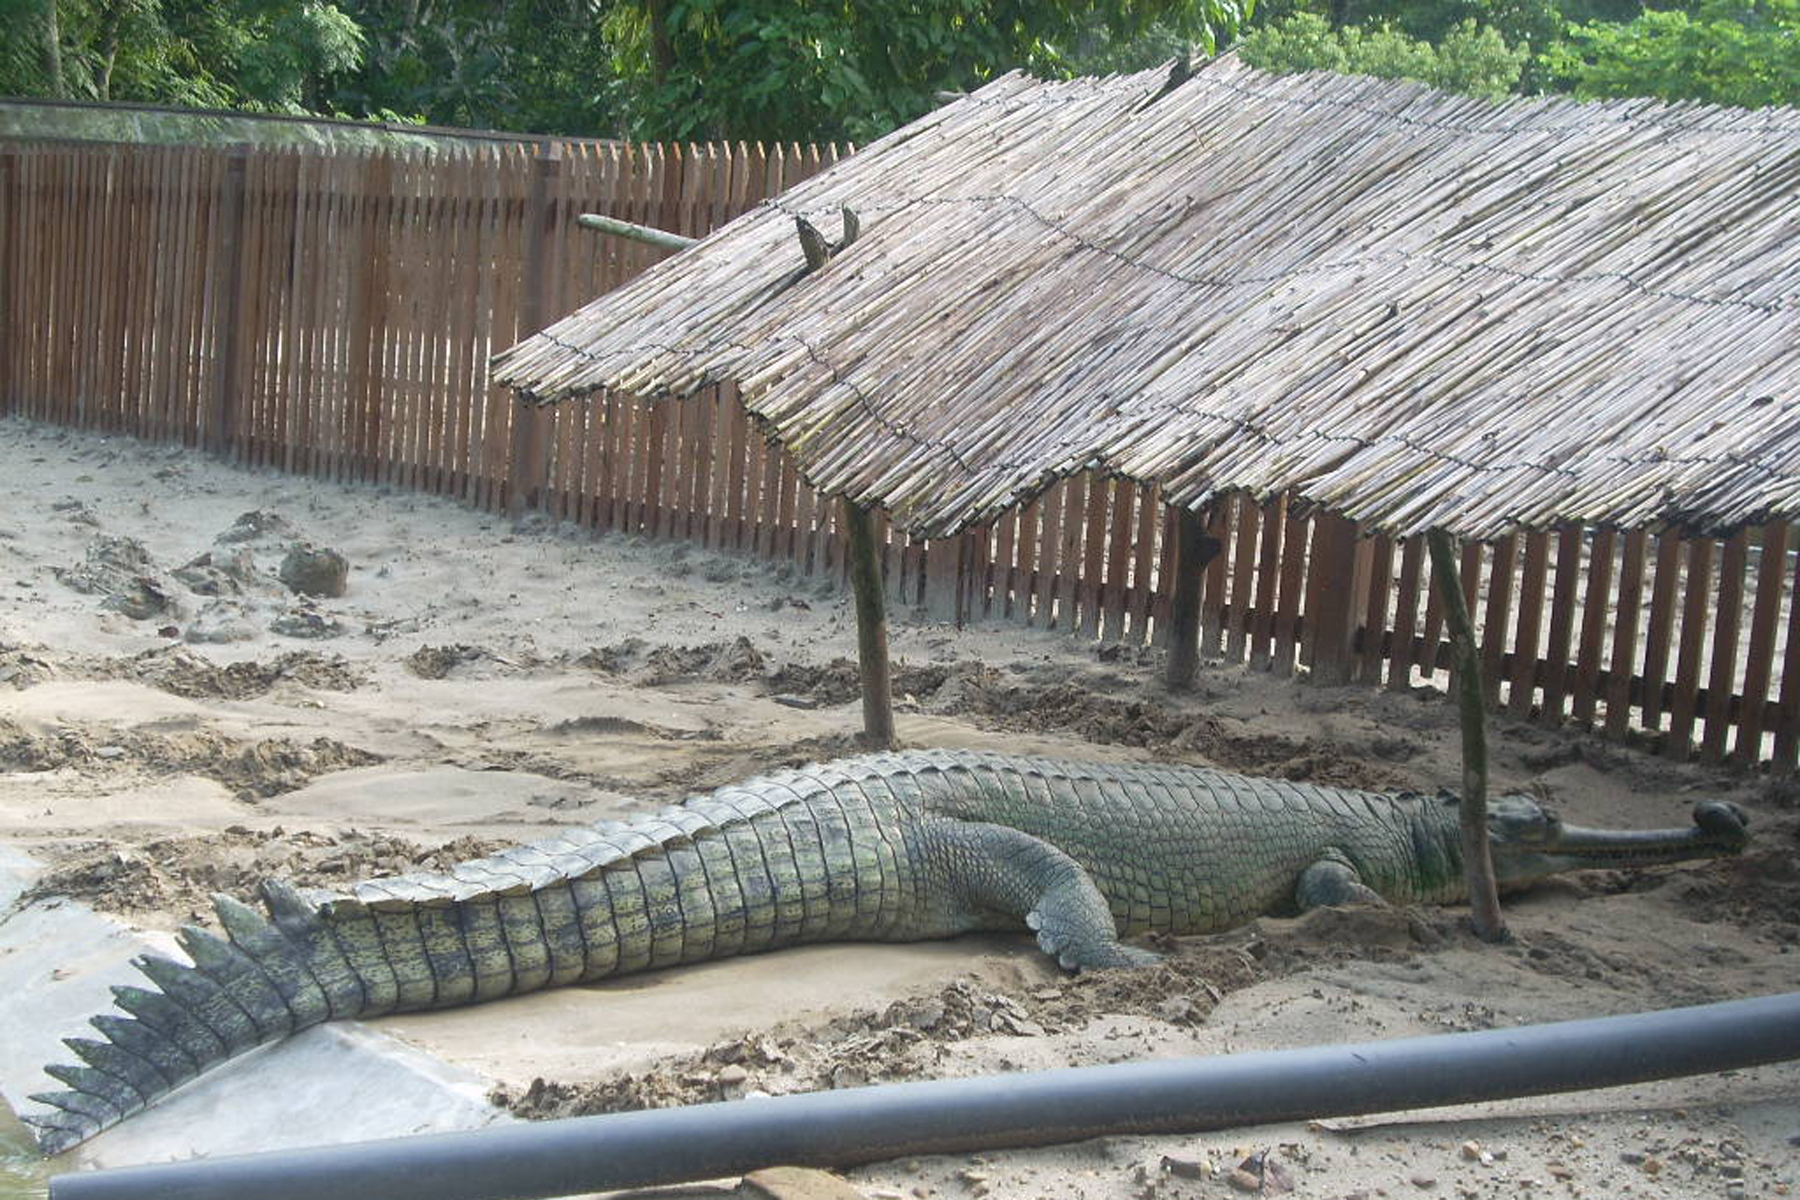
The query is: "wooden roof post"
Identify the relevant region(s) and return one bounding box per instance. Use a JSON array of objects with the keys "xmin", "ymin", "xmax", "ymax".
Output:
[
  {"xmin": 1426, "ymin": 528, "xmax": 1508, "ymax": 943},
  {"xmin": 1164, "ymin": 505, "xmax": 1222, "ymax": 690},
  {"xmin": 510, "ymin": 142, "xmax": 563, "ymax": 517},
  {"xmin": 844, "ymin": 498, "xmax": 896, "ymax": 748}
]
